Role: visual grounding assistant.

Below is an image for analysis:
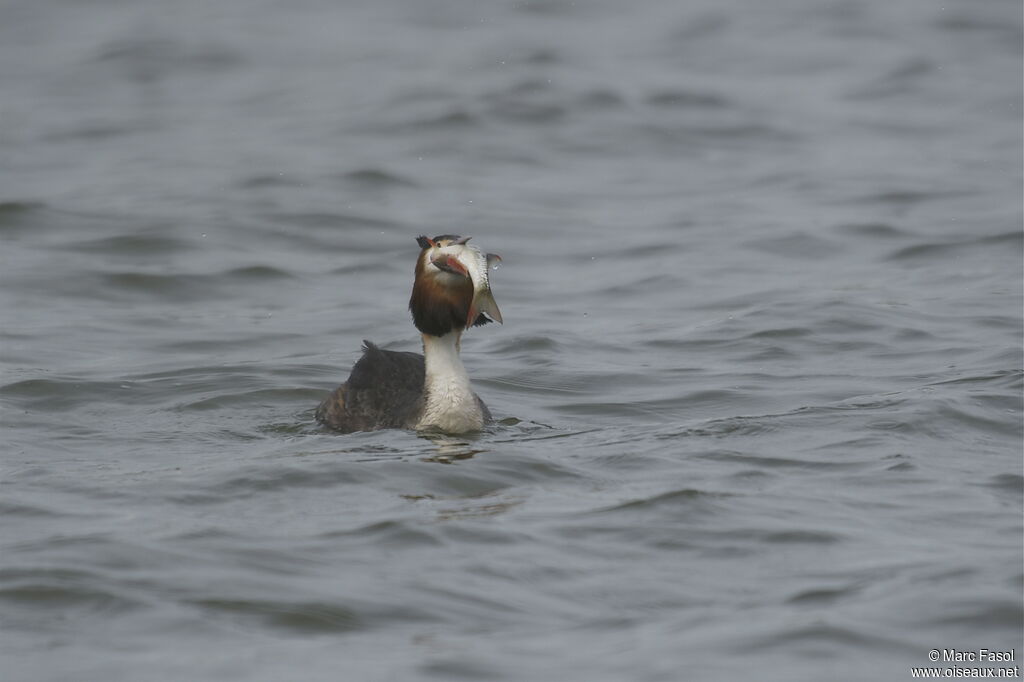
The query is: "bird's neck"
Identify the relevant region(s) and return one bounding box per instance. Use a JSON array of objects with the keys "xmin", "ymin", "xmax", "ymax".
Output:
[{"xmin": 418, "ymin": 332, "xmax": 483, "ymax": 432}]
